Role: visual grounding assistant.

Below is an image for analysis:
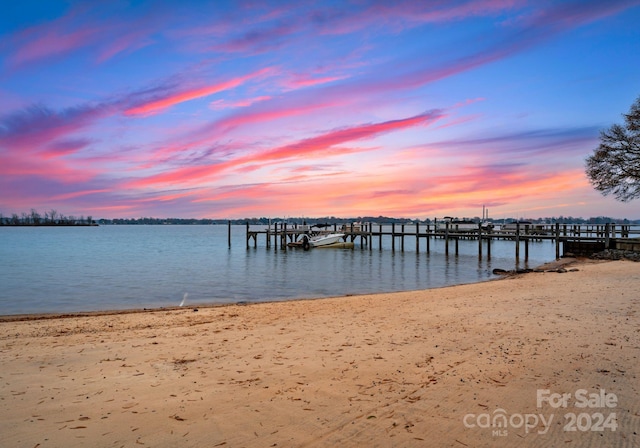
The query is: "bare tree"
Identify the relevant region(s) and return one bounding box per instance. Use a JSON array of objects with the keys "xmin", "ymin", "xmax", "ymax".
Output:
[
  {"xmin": 30, "ymin": 209, "xmax": 41, "ymax": 225},
  {"xmin": 586, "ymin": 96, "xmax": 640, "ymax": 202}
]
